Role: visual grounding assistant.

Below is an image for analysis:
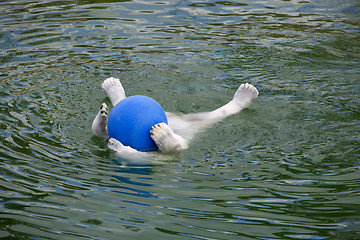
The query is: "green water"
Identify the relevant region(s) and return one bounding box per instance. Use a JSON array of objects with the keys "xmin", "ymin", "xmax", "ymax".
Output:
[{"xmin": 1, "ymin": 0, "xmax": 359, "ymax": 239}]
